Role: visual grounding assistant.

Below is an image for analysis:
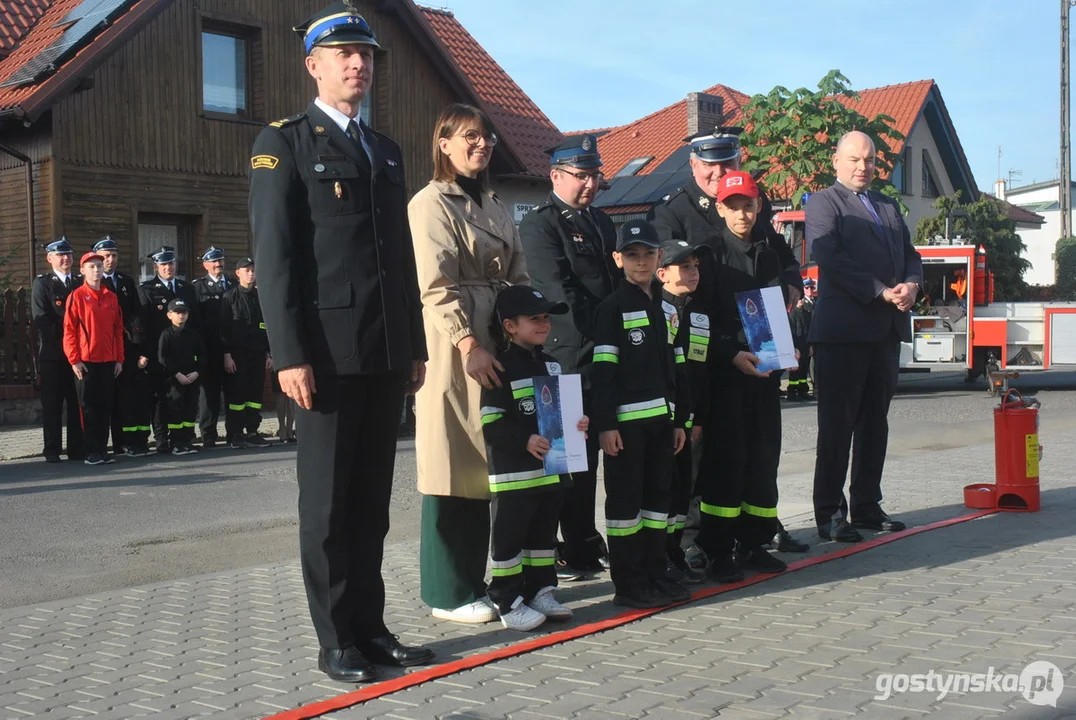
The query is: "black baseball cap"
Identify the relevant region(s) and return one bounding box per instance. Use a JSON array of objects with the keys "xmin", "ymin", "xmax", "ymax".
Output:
[
  {"xmin": 616, "ymin": 219, "xmax": 661, "ymax": 251},
  {"xmin": 659, "ymin": 240, "xmax": 712, "ymax": 267},
  {"xmin": 495, "ymin": 285, "xmax": 568, "ymax": 318},
  {"xmin": 235, "ymin": 257, "xmax": 254, "ymax": 269},
  {"xmin": 167, "ymin": 299, "xmax": 189, "ymax": 313}
]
